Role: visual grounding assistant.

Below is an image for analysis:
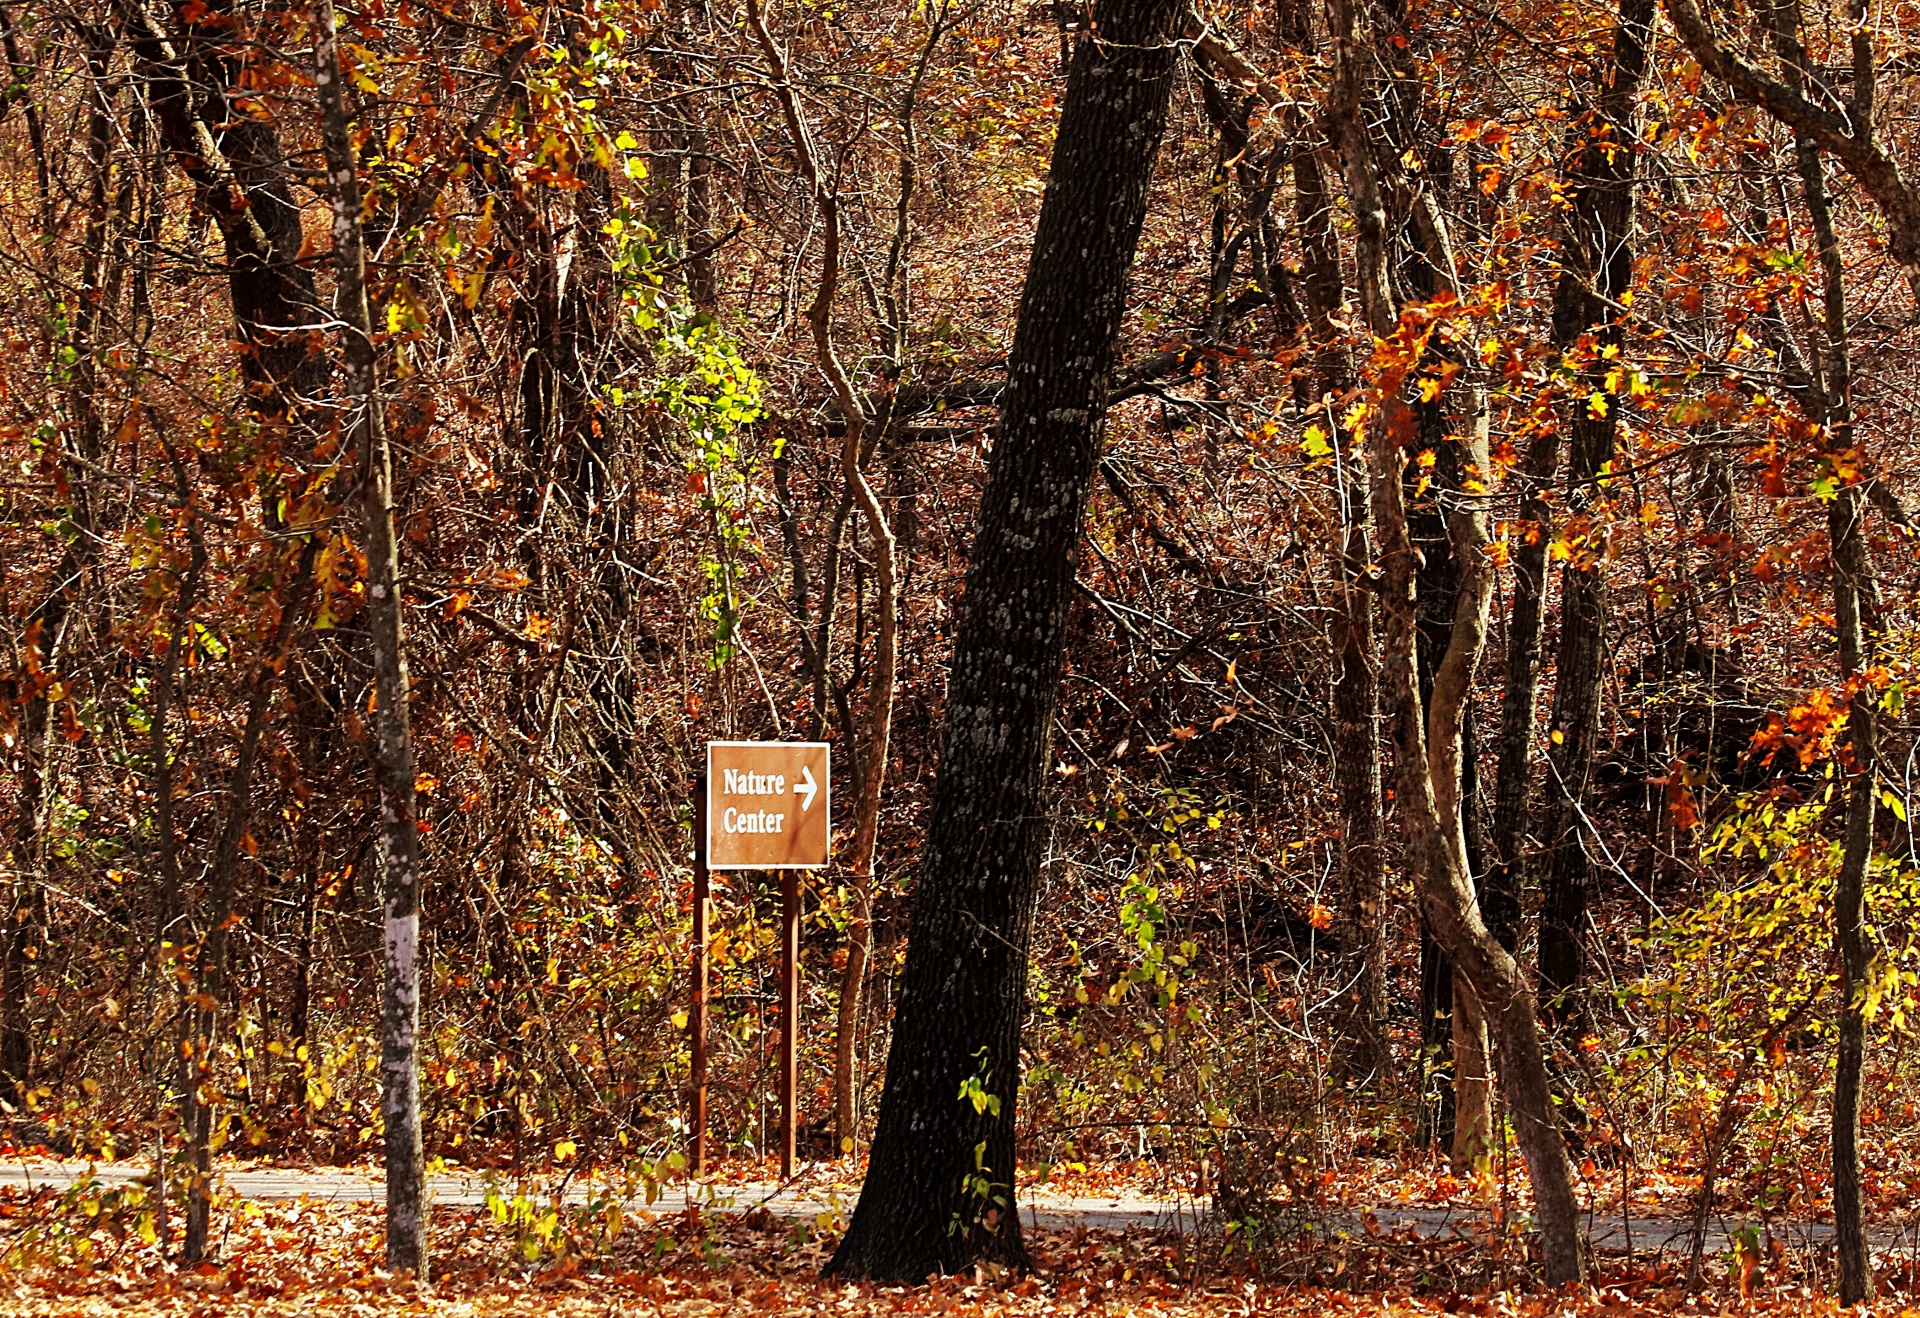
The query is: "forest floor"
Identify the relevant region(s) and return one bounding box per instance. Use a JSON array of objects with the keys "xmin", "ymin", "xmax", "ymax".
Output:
[{"xmin": 3, "ymin": 1159, "xmax": 1920, "ymax": 1315}]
